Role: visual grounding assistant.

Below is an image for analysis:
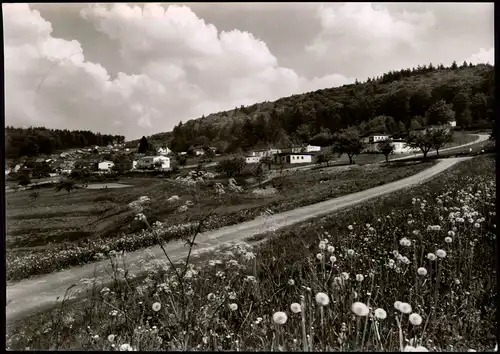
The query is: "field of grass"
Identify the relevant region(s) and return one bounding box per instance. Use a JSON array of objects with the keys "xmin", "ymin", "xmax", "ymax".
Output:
[
  {"xmin": 6, "ymin": 154, "xmax": 496, "ymax": 351},
  {"xmin": 6, "ymin": 160, "xmax": 437, "ymax": 281}
]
